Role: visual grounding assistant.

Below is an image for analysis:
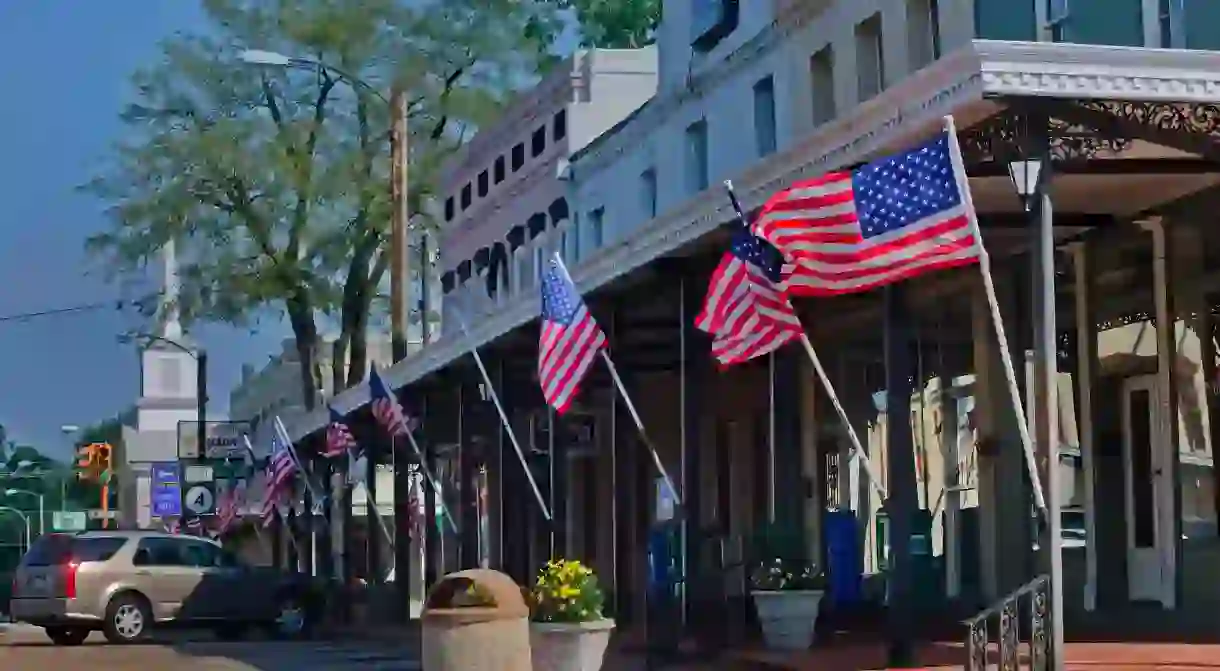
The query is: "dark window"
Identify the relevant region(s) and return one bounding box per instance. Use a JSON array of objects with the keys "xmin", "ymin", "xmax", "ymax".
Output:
[
  {"xmin": 494, "ymin": 156, "xmax": 506, "ymax": 183},
  {"xmin": 20, "ymin": 534, "xmax": 76, "ymax": 566},
  {"xmin": 531, "ymin": 126, "xmax": 546, "ymax": 157},
  {"xmin": 752, "ymin": 76, "xmax": 777, "ymax": 157},
  {"xmin": 133, "ymin": 538, "xmax": 189, "ymax": 566},
  {"xmin": 553, "ymin": 110, "xmax": 568, "ymax": 142},
  {"xmin": 72, "ymin": 537, "xmax": 129, "ymax": 563},
  {"xmin": 460, "ymin": 183, "xmax": 473, "ymax": 209},
  {"xmin": 511, "ymin": 143, "xmax": 525, "ymax": 171},
  {"xmin": 444, "ymin": 197, "xmax": 455, "ymax": 221},
  {"xmin": 477, "ymin": 170, "xmax": 489, "ymax": 197},
  {"xmin": 181, "ymin": 540, "xmax": 227, "ymax": 568},
  {"xmin": 1129, "ymin": 389, "xmax": 1155, "ymax": 549}
]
